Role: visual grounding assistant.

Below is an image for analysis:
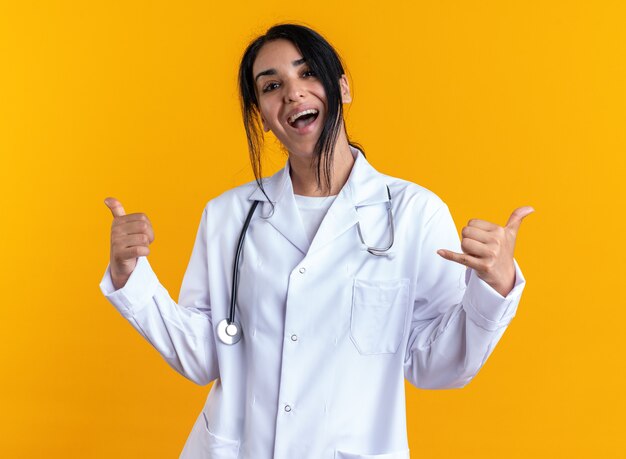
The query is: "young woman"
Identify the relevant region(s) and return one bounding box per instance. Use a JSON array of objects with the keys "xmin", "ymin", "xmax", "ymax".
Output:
[{"xmin": 101, "ymin": 24, "xmax": 532, "ymax": 459}]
